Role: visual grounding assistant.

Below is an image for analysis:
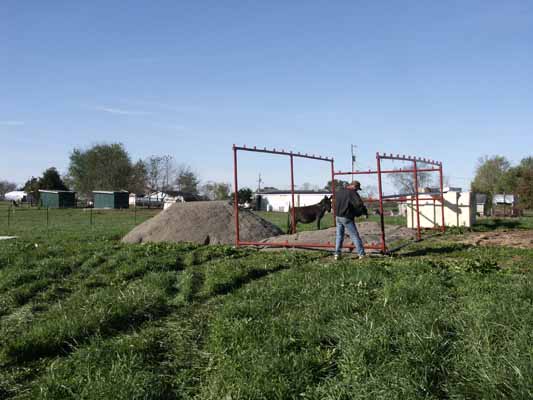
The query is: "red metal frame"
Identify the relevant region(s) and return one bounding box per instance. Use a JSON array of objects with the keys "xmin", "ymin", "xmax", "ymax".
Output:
[
  {"xmin": 334, "ymin": 152, "xmax": 445, "ymax": 253},
  {"xmin": 233, "ymin": 145, "xmax": 445, "ymax": 254},
  {"xmin": 233, "ymin": 144, "xmax": 340, "ymax": 249}
]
